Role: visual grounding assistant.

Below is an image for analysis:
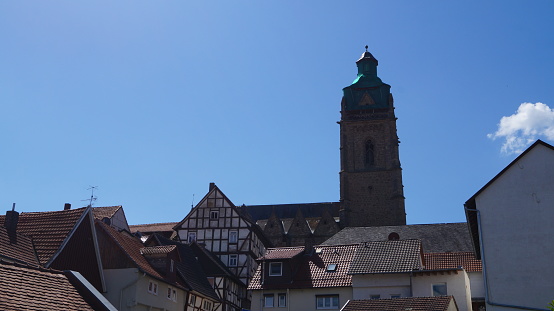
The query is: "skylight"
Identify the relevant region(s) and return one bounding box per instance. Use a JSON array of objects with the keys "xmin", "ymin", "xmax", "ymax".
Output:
[{"xmin": 326, "ymin": 264, "xmax": 337, "ymax": 272}]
